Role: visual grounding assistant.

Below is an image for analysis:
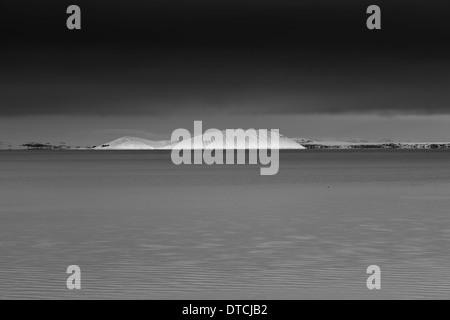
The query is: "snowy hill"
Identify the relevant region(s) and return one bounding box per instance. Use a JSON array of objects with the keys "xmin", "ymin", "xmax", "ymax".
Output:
[
  {"xmin": 94, "ymin": 137, "xmax": 171, "ymax": 150},
  {"xmin": 95, "ymin": 130, "xmax": 305, "ymax": 150}
]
